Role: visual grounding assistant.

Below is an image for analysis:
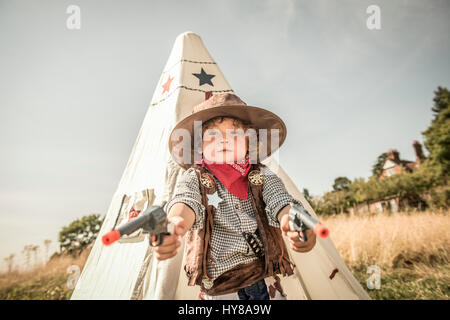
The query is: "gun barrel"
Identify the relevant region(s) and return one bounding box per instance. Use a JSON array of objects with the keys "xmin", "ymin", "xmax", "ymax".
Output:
[
  {"xmin": 116, "ymin": 211, "xmax": 152, "ymax": 236},
  {"xmin": 101, "ymin": 201, "xmax": 167, "ymax": 246},
  {"xmin": 290, "ymin": 202, "xmax": 330, "ymax": 239},
  {"xmin": 101, "ymin": 212, "xmax": 151, "ymax": 246}
]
